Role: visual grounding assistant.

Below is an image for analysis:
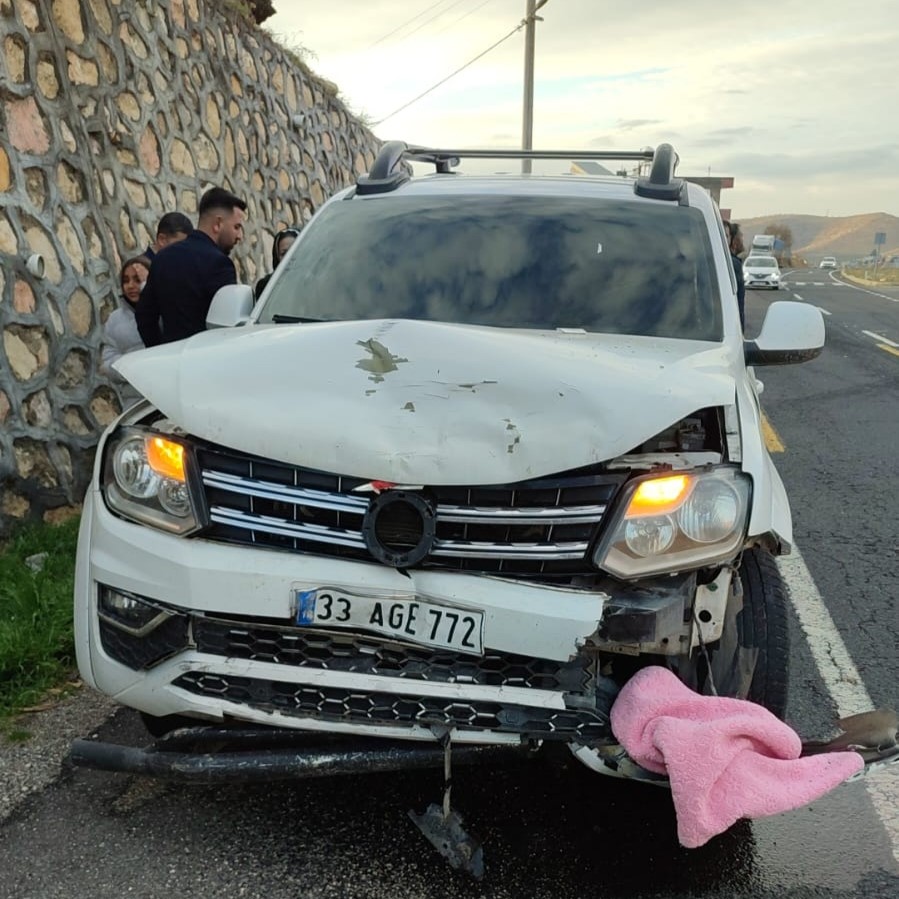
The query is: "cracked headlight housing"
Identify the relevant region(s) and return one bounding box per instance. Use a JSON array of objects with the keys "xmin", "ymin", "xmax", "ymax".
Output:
[
  {"xmin": 102, "ymin": 428, "xmax": 200, "ymax": 534},
  {"xmin": 593, "ymin": 467, "xmax": 751, "ymax": 578}
]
